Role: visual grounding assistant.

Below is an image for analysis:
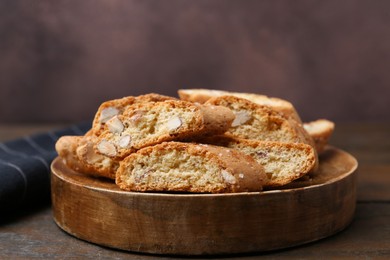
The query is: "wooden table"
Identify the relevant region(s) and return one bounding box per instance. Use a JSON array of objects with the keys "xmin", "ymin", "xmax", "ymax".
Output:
[{"xmin": 1, "ymin": 123, "xmax": 389, "ymax": 259}]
